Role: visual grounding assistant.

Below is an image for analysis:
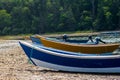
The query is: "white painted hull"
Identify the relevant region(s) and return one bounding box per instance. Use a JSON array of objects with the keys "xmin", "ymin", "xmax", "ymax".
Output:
[{"xmin": 32, "ymin": 58, "xmax": 120, "ymax": 73}]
